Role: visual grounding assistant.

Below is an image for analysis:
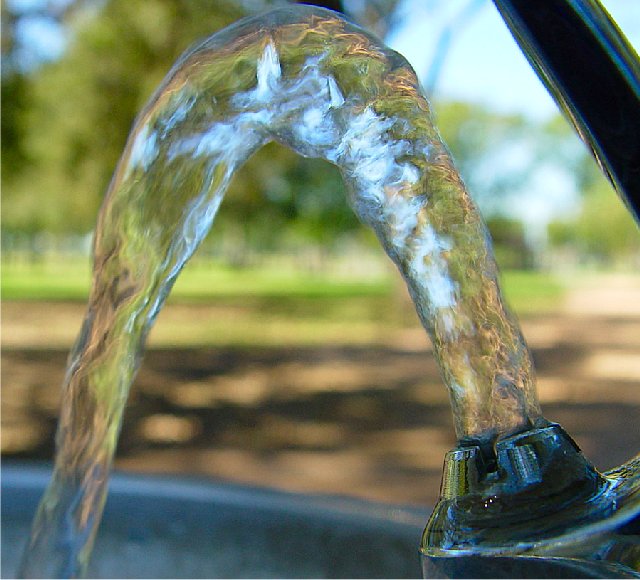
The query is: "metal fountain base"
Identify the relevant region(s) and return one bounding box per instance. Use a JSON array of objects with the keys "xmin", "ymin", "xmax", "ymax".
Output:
[
  {"xmin": 2, "ymin": 463, "xmax": 425, "ymax": 579},
  {"xmin": 421, "ymin": 423, "xmax": 640, "ymax": 578}
]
